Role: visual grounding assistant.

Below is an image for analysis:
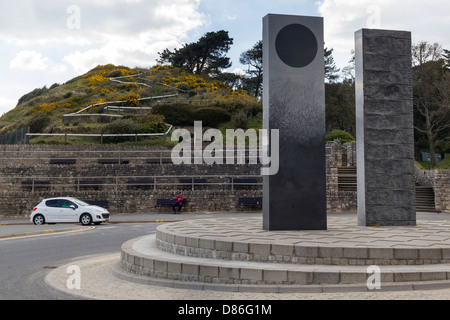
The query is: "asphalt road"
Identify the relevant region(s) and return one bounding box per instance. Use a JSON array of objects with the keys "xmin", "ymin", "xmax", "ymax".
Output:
[
  {"xmin": 0, "ymin": 212, "xmax": 258, "ymax": 300},
  {"xmin": 0, "ymin": 223, "xmax": 157, "ymax": 299},
  {"xmin": 0, "ymin": 211, "xmax": 448, "ymax": 300}
]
